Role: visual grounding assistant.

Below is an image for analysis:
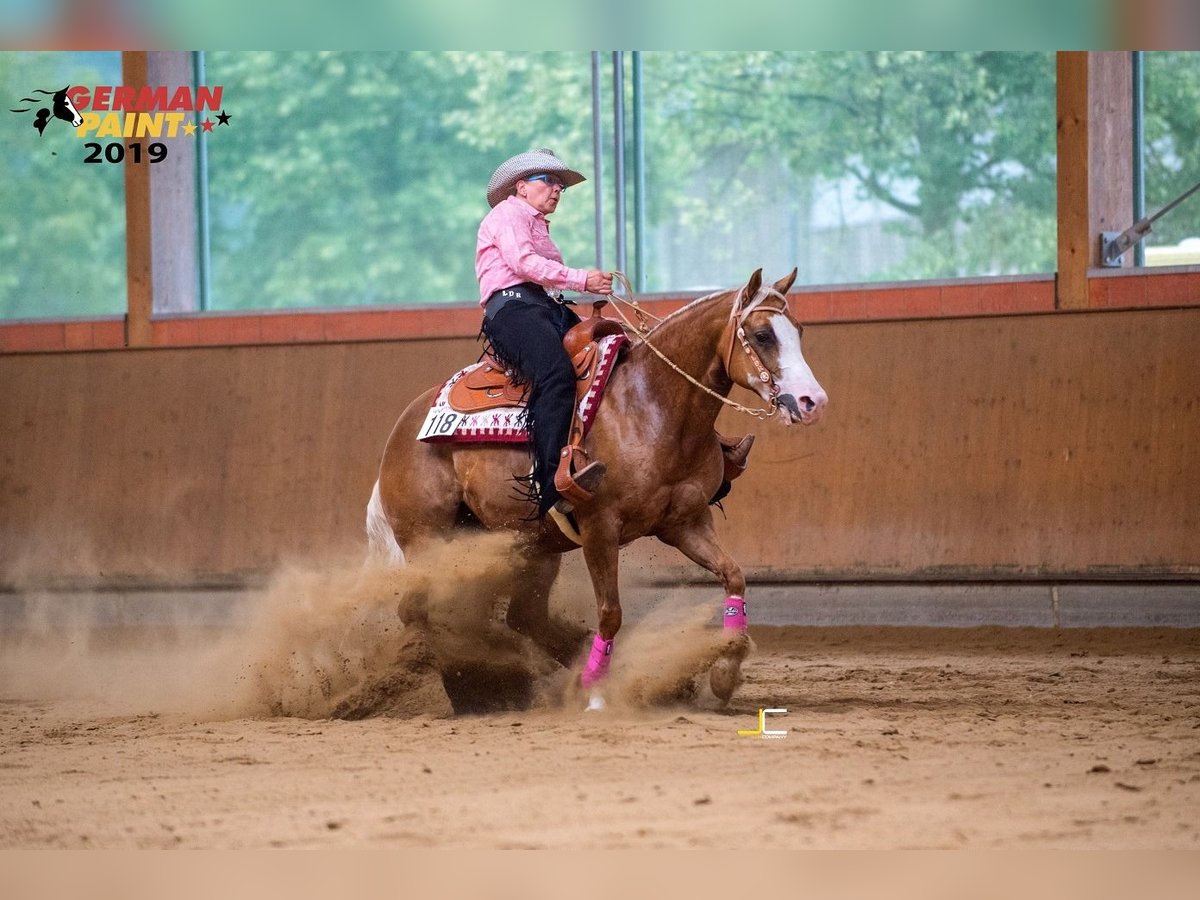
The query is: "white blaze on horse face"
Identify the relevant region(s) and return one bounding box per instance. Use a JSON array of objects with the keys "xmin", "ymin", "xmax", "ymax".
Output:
[
  {"xmin": 770, "ymin": 317, "xmax": 828, "ymax": 426},
  {"xmin": 60, "ymin": 93, "xmax": 83, "ymax": 127}
]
